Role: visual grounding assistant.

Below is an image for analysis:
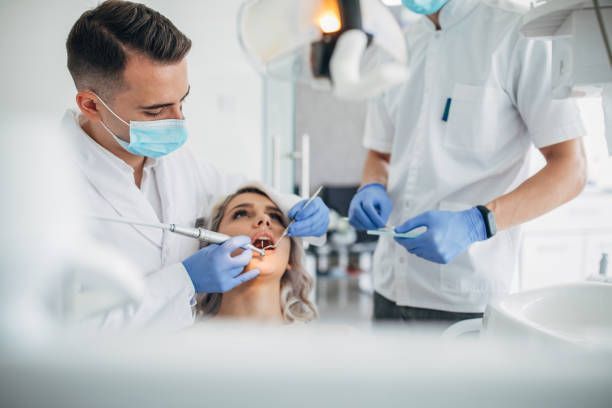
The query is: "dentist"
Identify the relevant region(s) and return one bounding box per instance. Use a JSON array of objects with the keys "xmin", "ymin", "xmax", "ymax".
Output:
[
  {"xmin": 348, "ymin": 0, "xmax": 587, "ymax": 325},
  {"xmin": 63, "ymin": 0, "xmax": 329, "ymax": 330}
]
